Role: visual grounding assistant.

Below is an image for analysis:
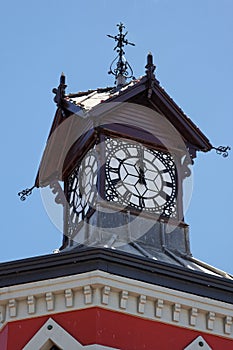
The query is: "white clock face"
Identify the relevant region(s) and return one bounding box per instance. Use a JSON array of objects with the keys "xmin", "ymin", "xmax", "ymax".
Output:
[
  {"xmin": 67, "ymin": 148, "xmax": 98, "ymax": 224},
  {"xmin": 67, "ymin": 137, "xmax": 177, "ymax": 227},
  {"xmin": 105, "ymin": 137, "xmax": 177, "ymax": 217}
]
